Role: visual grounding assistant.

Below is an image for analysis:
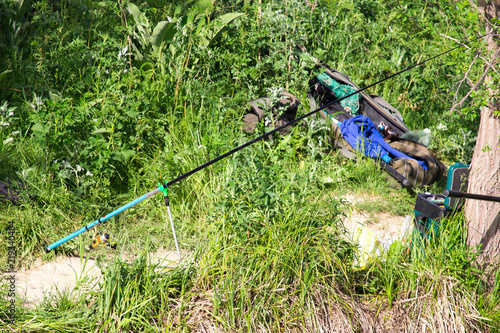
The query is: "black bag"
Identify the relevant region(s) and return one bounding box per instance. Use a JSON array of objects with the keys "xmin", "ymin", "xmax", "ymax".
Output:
[{"xmin": 308, "ymin": 63, "xmax": 444, "ymax": 187}]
